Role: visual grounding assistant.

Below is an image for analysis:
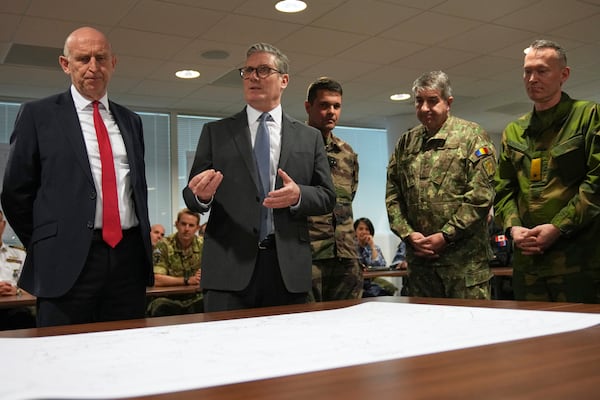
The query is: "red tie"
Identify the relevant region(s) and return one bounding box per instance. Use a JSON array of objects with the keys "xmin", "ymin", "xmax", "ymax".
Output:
[{"xmin": 93, "ymin": 101, "xmax": 122, "ymax": 248}]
